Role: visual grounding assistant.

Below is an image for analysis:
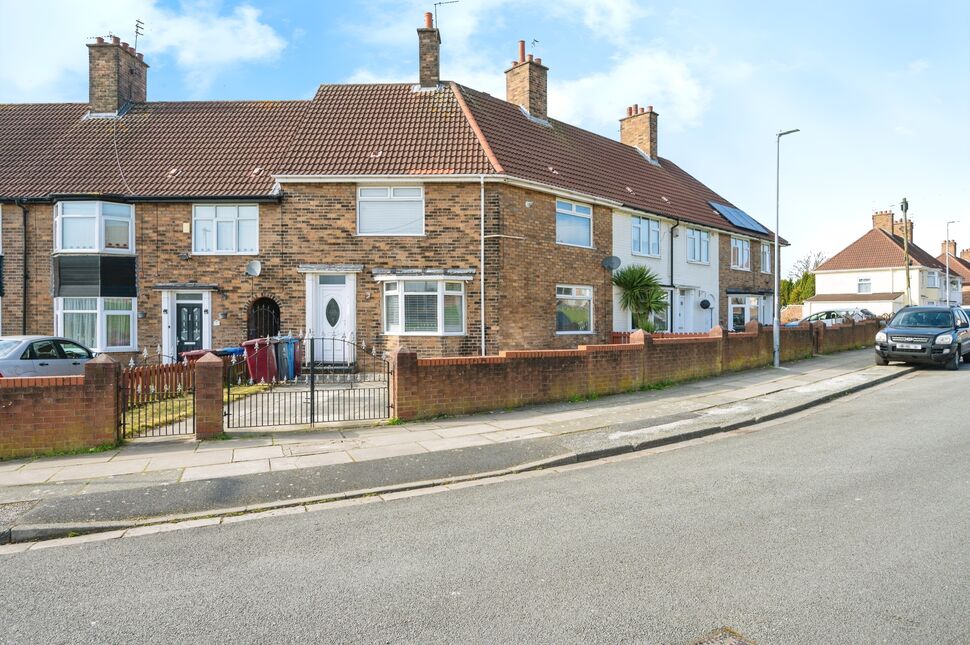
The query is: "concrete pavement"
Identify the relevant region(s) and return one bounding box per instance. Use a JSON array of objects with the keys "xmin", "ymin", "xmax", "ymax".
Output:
[
  {"xmin": 0, "ymin": 349, "xmax": 913, "ymax": 541},
  {"xmin": 1, "ymin": 366, "xmax": 967, "ymax": 643}
]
